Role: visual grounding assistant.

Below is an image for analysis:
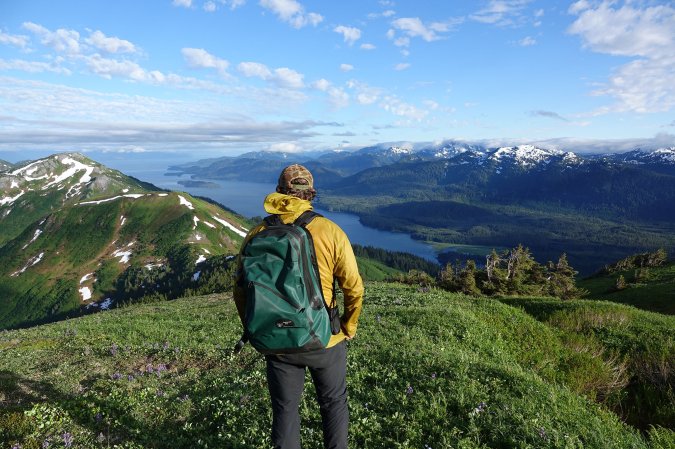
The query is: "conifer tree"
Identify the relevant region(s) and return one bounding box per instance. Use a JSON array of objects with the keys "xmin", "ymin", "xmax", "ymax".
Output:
[{"xmin": 459, "ymin": 260, "xmax": 481, "ymax": 296}]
